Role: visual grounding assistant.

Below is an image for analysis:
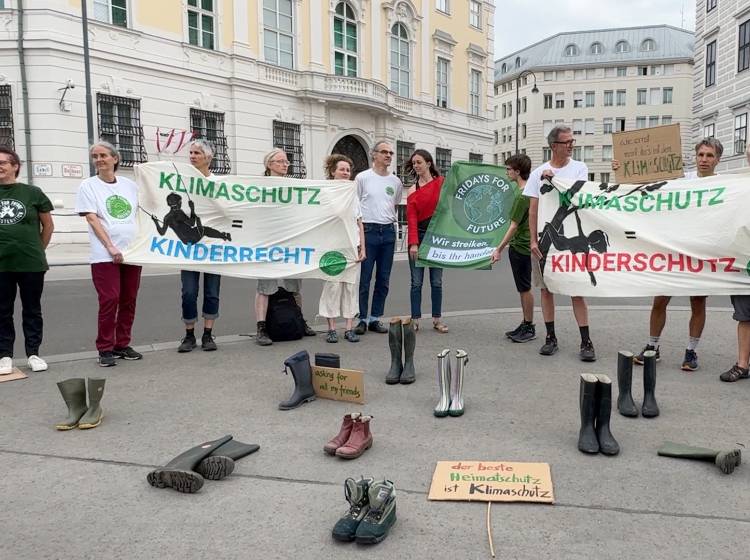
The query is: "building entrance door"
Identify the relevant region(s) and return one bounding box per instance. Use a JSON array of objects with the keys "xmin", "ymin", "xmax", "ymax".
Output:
[{"xmin": 331, "ymin": 136, "xmax": 369, "ymax": 178}]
